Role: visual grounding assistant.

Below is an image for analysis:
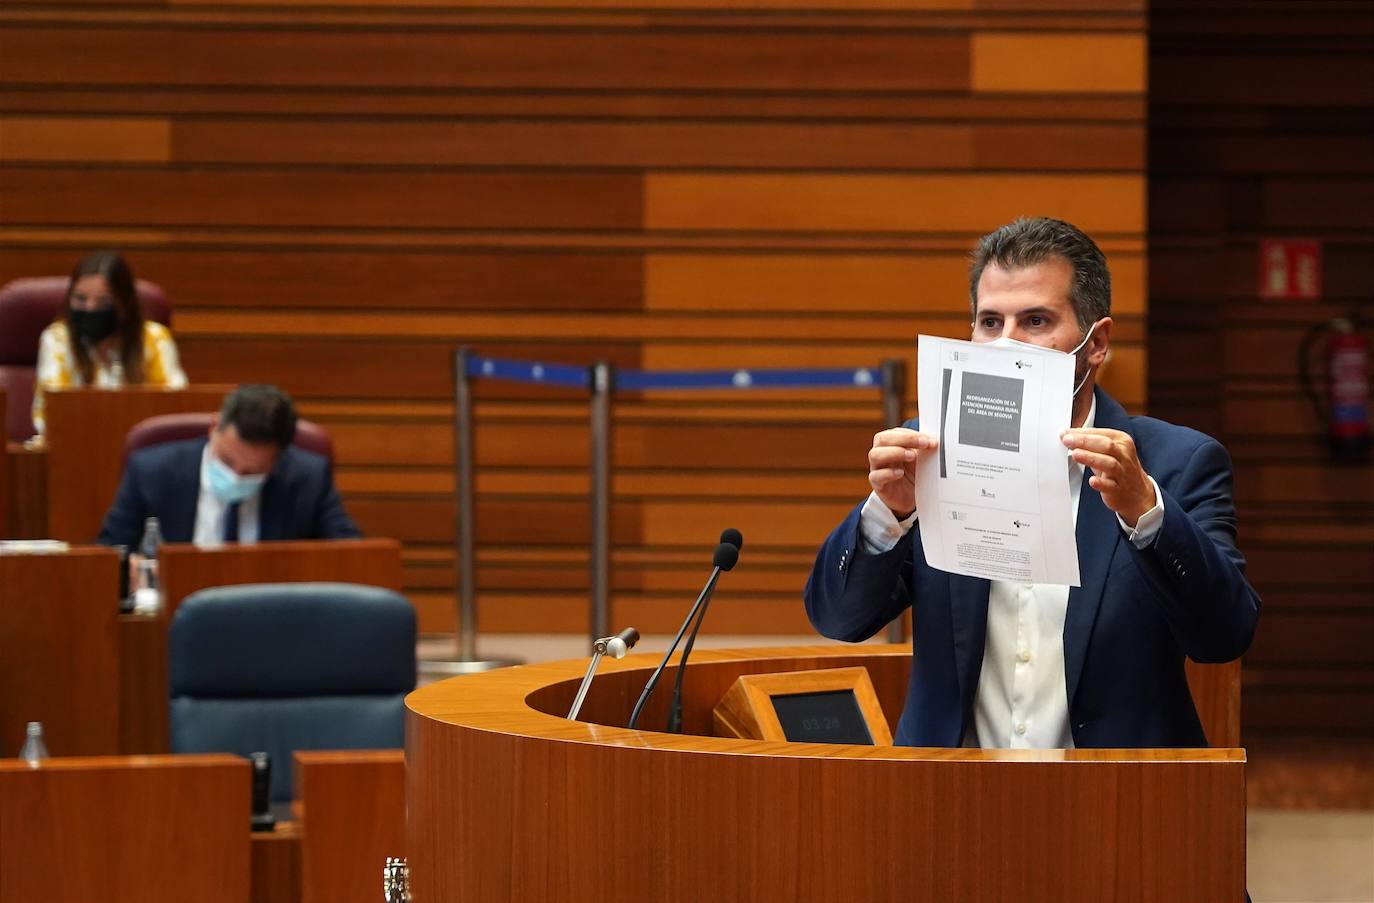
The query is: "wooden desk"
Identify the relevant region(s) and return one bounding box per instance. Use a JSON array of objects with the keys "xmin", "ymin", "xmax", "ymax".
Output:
[
  {"xmin": 408, "ymin": 645, "xmax": 1247, "ymax": 903},
  {"xmin": 248, "ymin": 750, "xmax": 406, "ymax": 903},
  {"xmin": 119, "ymin": 539, "xmax": 404, "ymax": 754},
  {"xmin": 296, "ymin": 750, "xmax": 405, "ymax": 903},
  {"xmin": 0, "ymin": 390, "xmax": 7, "ymax": 538},
  {"xmin": 0, "ymin": 754, "xmax": 250, "ymax": 903},
  {"xmin": 1, "ymin": 387, "xmax": 49, "ymax": 540},
  {"xmin": 0, "ymin": 750, "xmax": 401, "ymax": 903},
  {"xmin": 253, "ymin": 820, "xmax": 302, "ymax": 903},
  {"xmin": 2, "ymin": 443, "xmax": 45, "ymax": 539},
  {"xmin": 0, "ymin": 547, "xmax": 120, "ymax": 757},
  {"xmin": 43, "ymin": 385, "xmax": 232, "ymax": 542},
  {"xmin": 159, "ymin": 538, "xmax": 404, "ymax": 620}
]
